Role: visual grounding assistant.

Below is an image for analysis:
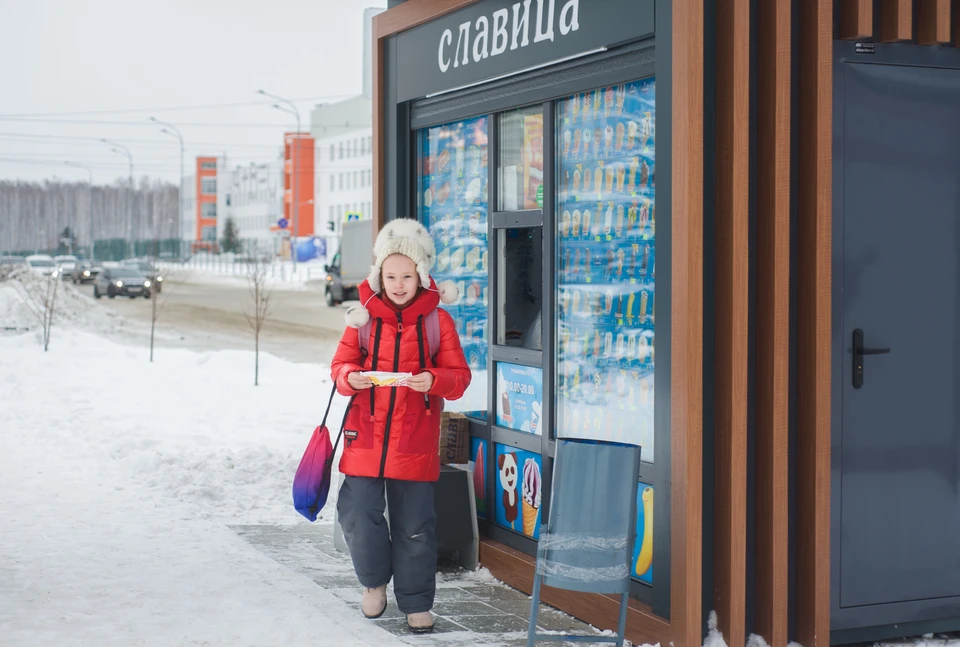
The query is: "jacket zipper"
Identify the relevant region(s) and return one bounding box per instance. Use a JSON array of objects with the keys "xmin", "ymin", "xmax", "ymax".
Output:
[{"xmin": 378, "ymin": 312, "xmax": 403, "ymax": 478}]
